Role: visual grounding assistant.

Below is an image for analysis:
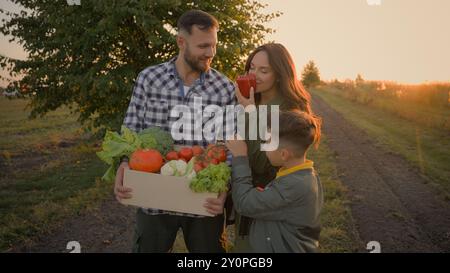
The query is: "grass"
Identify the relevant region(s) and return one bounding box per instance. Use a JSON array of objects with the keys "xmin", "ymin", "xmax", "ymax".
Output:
[
  {"xmin": 309, "ymin": 136, "xmax": 363, "ymax": 253},
  {"xmin": 371, "ymin": 97, "xmax": 450, "ymax": 131},
  {"xmin": 326, "ymin": 84, "xmax": 450, "ymax": 131},
  {"xmin": 0, "ymin": 156, "xmax": 110, "ymax": 251},
  {"xmin": 311, "ymin": 87, "xmax": 450, "ymax": 197},
  {"xmin": 0, "ymin": 97, "xmax": 84, "ymax": 153},
  {"xmin": 0, "ymin": 97, "xmax": 110, "ymax": 251}
]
